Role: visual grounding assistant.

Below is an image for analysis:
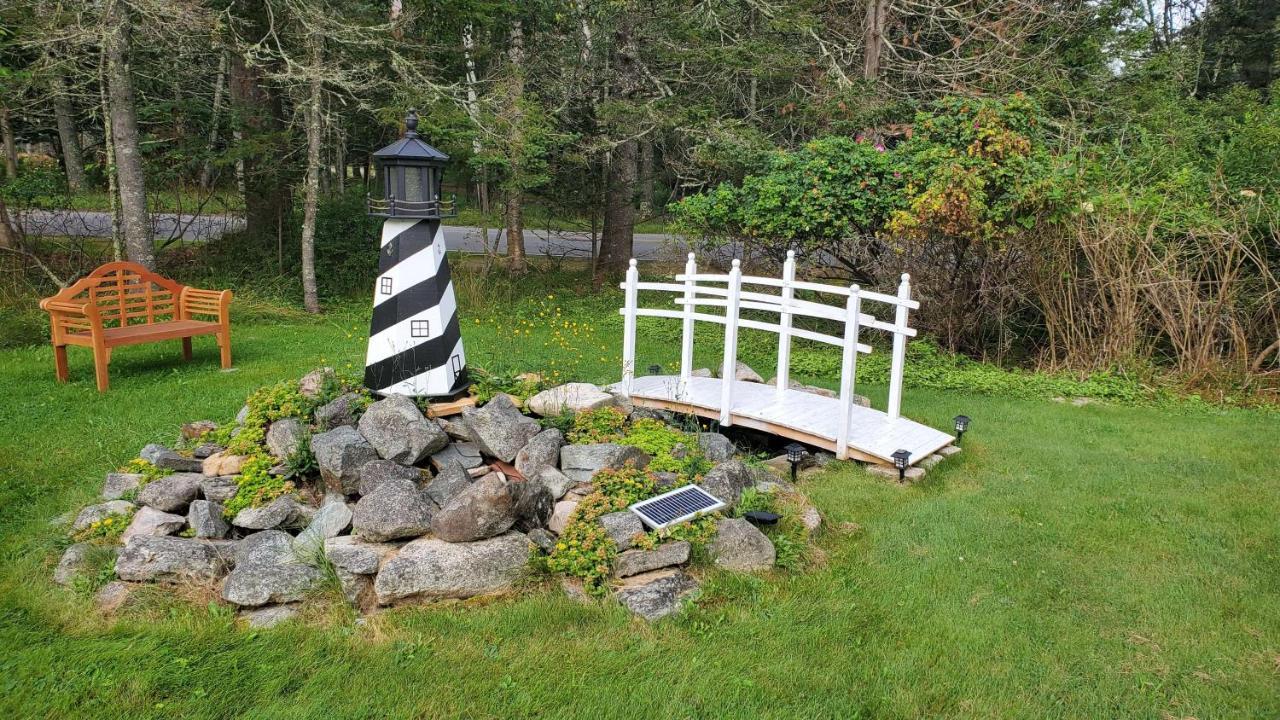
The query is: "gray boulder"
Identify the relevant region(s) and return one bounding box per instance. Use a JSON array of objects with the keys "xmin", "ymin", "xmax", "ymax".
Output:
[
  {"xmin": 615, "ymin": 541, "xmax": 690, "ymax": 578},
  {"xmin": 101, "ymin": 473, "xmax": 142, "ymax": 500},
  {"xmin": 231, "ymin": 496, "xmax": 301, "ymax": 531},
  {"xmin": 423, "ymin": 462, "xmax": 472, "ymax": 507},
  {"xmin": 54, "ymin": 543, "xmax": 115, "ymax": 586},
  {"xmin": 358, "ymin": 394, "xmax": 448, "ymax": 465},
  {"xmin": 698, "ymin": 460, "xmax": 754, "ymax": 507},
  {"xmin": 438, "ymin": 416, "xmax": 473, "ymax": 442},
  {"xmin": 429, "ymin": 442, "xmax": 483, "ymax": 471},
  {"xmin": 324, "ymin": 535, "xmax": 397, "ymax": 575},
  {"xmin": 708, "ymin": 517, "xmax": 776, "ymax": 571},
  {"xmin": 121, "ymin": 506, "xmax": 185, "ymax": 544},
  {"xmin": 114, "ymin": 535, "xmax": 230, "ymax": 583},
  {"xmin": 222, "ymin": 531, "xmax": 322, "ymax": 607},
  {"xmin": 265, "ymin": 418, "xmax": 308, "ymax": 462},
  {"xmin": 73, "ymin": 500, "xmax": 135, "ymax": 532},
  {"xmin": 696, "ymin": 433, "xmax": 736, "ymax": 462},
  {"xmin": 192, "ymin": 442, "xmax": 224, "ymax": 459},
  {"xmin": 314, "ymin": 392, "xmax": 362, "ymax": 430},
  {"xmin": 527, "ymin": 528, "xmax": 557, "ymax": 554},
  {"xmin": 515, "ymin": 428, "xmax": 565, "ymax": 478},
  {"xmin": 358, "ymin": 459, "xmax": 423, "ymax": 496},
  {"xmin": 559, "ymin": 443, "xmax": 651, "ymax": 484},
  {"xmin": 200, "ymin": 475, "xmax": 239, "ymax": 503},
  {"xmin": 614, "ymin": 569, "xmax": 700, "ymax": 620},
  {"xmin": 535, "ymin": 467, "xmax": 576, "ymax": 501},
  {"xmin": 374, "ymin": 532, "xmax": 529, "ymax": 604},
  {"xmin": 513, "ymin": 481, "xmax": 554, "ymax": 533},
  {"xmin": 312, "ymin": 425, "xmax": 379, "ymax": 495},
  {"xmin": 187, "ymin": 501, "xmax": 229, "ymax": 539},
  {"xmin": 599, "ymin": 511, "xmax": 644, "ymax": 550},
  {"xmin": 137, "ymin": 473, "xmax": 202, "ymax": 513},
  {"xmin": 140, "ymin": 443, "xmax": 203, "ymax": 472},
  {"xmin": 292, "ymin": 497, "xmax": 353, "ymax": 557},
  {"xmin": 430, "ymin": 472, "xmax": 519, "ymax": 542},
  {"xmin": 353, "ymin": 478, "xmax": 434, "ymax": 542},
  {"xmin": 298, "ymin": 366, "xmax": 335, "ymax": 397},
  {"xmin": 242, "ymin": 604, "xmax": 299, "ymax": 628},
  {"xmin": 733, "ymin": 361, "xmax": 764, "ymax": 383},
  {"xmin": 462, "ymin": 394, "xmax": 541, "ymax": 462},
  {"xmin": 526, "ymin": 383, "xmax": 616, "ymax": 417}
]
